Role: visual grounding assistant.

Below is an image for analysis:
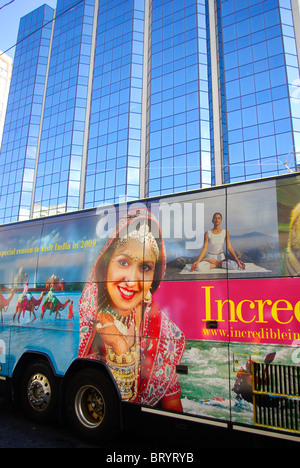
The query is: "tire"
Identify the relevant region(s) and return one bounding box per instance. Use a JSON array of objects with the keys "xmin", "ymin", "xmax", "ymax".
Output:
[
  {"xmin": 65, "ymin": 368, "xmax": 121, "ymax": 443},
  {"xmin": 20, "ymin": 361, "xmax": 58, "ymax": 424}
]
